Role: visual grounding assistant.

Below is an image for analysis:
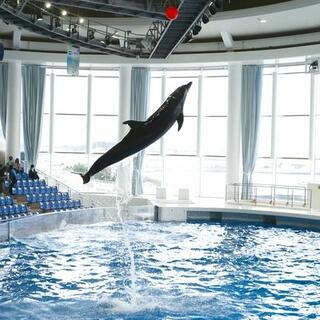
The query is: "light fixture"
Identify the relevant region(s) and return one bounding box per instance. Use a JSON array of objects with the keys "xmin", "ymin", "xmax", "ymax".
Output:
[
  {"xmin": 192, "ymin": 23, "xmax": 202, "ymax": 36},
  {"xmin": 182, "ymin": 32, "xmax": 192, "ymax": 43},
  {"xmin": 87, "ymin": 29, "xmax": 95, "ymax": 40},
  {"xmin": 104, "ymin": 34, "xmax": 112, "ymax": 46},
  {"xmin": 54, "ymin": 17, "xmax": 61, "ymax": 28},
  {"xmin": 61, "ymin": 10, "xmax": 67, "ymax": 16},
  {"xmin": 78, "ymin": 17, "xmax": 84, "ymax": 24},
  {"xmin": 208, "ymin": 3, "xmax": 217, "ymax": 15},
  {"xmin": 202, "ymin": 13, "xmax": 210, "ymax": 24},
  {"xmin": 71, "ymin": 24, "xmax": 78, "ymax": 34},
  {"xmin": 258, "ymin": 18, "xmax": 267, "ymax": 23},
  {"xmin": 45, "ymin": 2, "xmax": 51, "ymax": 9},
  {"xmin": 36, "ymin": 11, "xmax": 43, "ymax": 21}
]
